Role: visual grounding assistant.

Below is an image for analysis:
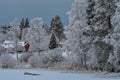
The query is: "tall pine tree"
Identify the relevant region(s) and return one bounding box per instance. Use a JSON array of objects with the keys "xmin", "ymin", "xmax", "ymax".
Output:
[
  {"xmin": 104, "ymin": 0, "xmax": 120, "ymax": 71},
  {"xmin": 50, "ymin": 15, "xmax": 65, "ymax": 42},
  {"xmin": 19, "ymin": 18, "xmax": 30, "ymax": 40},
  {"xmin": 89, "ymin": 0, "xmax": 116, "ymax": 69},
  {"xmin": 19, "ymin": 18, "xmax": 25, "ymax": 39},
  {"xmin": 25, "ymin": 18, "xmax": 30, "ymax": 28},
  {"xmin": 86, "ymin": 0, "xmax": 95, "ymax": 25}
]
